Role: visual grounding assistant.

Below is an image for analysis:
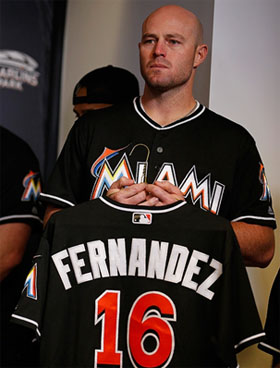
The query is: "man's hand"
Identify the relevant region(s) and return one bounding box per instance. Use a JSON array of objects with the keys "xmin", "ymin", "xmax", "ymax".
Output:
[
  {"xmin": 143, "ymin": 181, "xmax": 185, "ymax": 206},
  {"xmin": 106, "ymin": 177, "xmax": 158, "ymax": 205}
]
